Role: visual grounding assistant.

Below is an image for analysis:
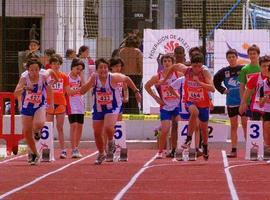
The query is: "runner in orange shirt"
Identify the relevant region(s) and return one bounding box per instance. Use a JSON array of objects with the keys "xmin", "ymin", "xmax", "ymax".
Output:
[{"xmin": 46, "ymin": 55, "xmax": 79, "ymax": 159}]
